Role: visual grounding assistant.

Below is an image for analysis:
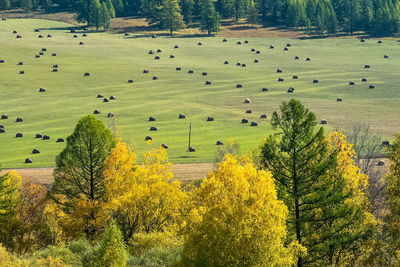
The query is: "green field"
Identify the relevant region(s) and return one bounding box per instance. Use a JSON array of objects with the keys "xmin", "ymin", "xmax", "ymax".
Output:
[{"xmin": 1, "ymin": 19, "xmax": 400, "ymax": 168}]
